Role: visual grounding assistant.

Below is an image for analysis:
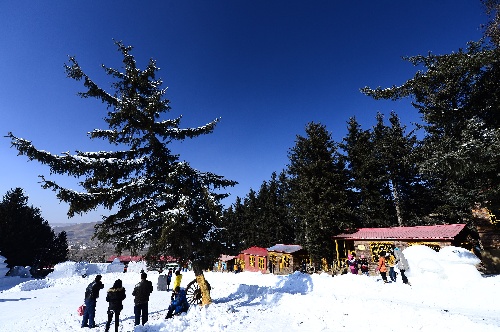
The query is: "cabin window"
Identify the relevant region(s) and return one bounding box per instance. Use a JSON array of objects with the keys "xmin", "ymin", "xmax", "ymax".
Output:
[
  {"xmin": 249, "ymin": 255, "xmax": 255, "ymax": 267},
  {"xmin": 258, "ymin": 257, "xmax": 265, "ymax": 269}
]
